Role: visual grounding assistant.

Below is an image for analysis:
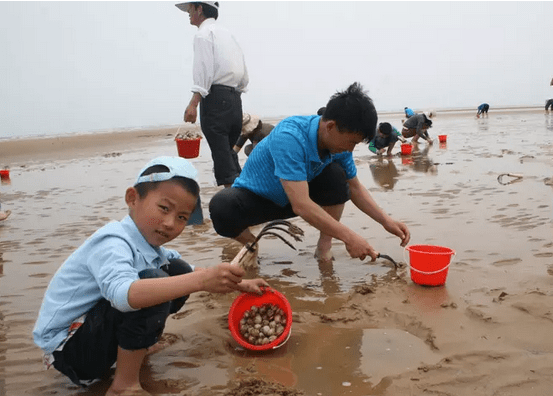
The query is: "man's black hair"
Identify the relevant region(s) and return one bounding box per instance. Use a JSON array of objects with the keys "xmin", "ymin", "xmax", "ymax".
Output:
[
  {"xmin": 134, "ymin": 165, "xmax": 200, "ymax": 199},
  {"xmin": 323, "ymin": 82, "xmax": 377, "ymax": 142},
  {"xmin": 191, "ymin": 2, "xmax": 219, "ymax": 19},
  {"xmin": 317, "ymin": 107, "xmax": 326, "ymax": 116},
  {"xmin": 378, "ymin": 122, "xmax": 392, "ymax": 136}
]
